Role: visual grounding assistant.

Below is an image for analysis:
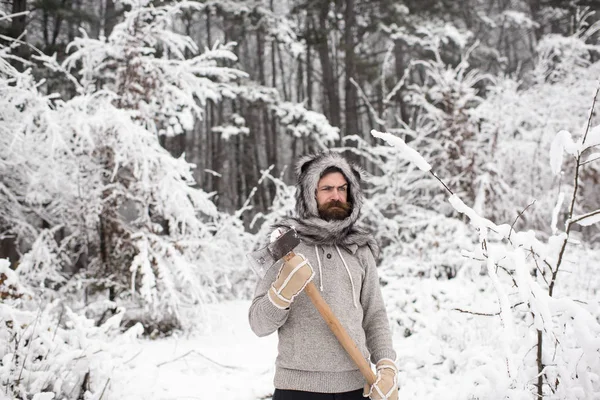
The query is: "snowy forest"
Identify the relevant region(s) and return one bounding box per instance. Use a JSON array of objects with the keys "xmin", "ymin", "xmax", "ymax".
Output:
[{"xmin": 1, "ymin": 0, "xmax": 599, "ymax": 399}]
